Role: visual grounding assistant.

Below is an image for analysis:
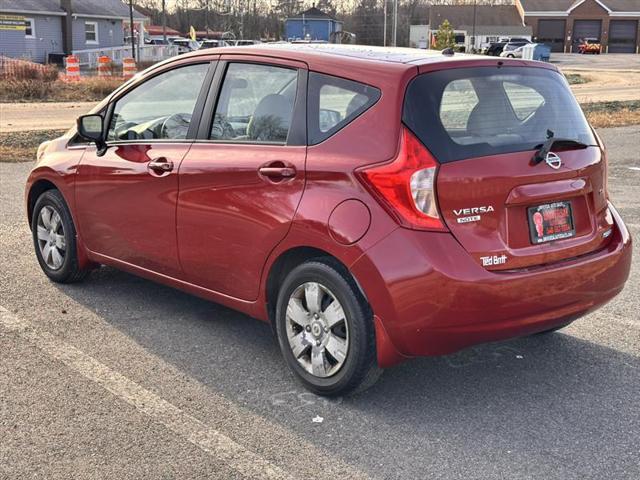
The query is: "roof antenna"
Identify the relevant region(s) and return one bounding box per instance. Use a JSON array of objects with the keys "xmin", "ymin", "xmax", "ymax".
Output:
[{"xmin": 441, "ymin": 47, "xmax": 455, "ymax": 56}]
